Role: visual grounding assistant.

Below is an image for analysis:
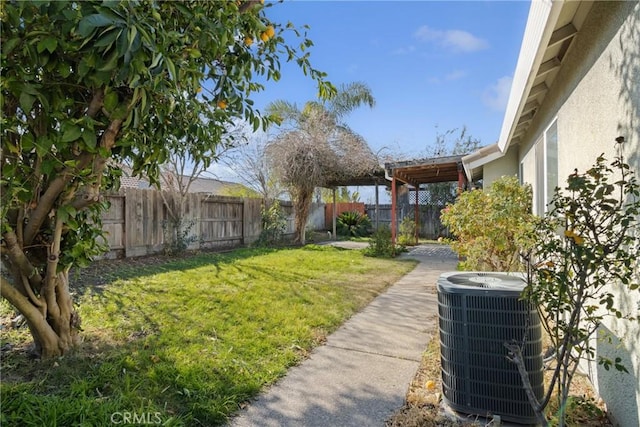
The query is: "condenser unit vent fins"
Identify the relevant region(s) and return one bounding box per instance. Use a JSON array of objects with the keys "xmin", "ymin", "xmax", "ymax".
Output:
[{"xmin": 437, "ymin": 272, "xmax": 543, "ymax": 424}]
